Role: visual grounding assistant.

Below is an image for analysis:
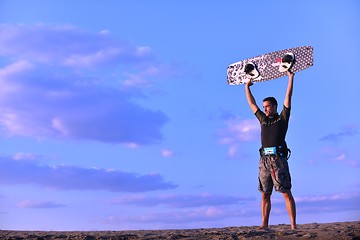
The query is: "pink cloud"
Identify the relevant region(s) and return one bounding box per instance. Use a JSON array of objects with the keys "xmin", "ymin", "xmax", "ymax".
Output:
[
  {"xmin": 18, "ymin": 200, "xmax": 66, "ymax": 209},
  {"xmin": 218, "ymin": 117, "xmax": 259, "ymax": 158},
  {"xmin": 0, "ymin": 24, "xmax": 153, "ymax": 68},
  {"xmin": 161, "ymin": 149, "xmax": 175, "ymax": 158},
  {"xmin": 0, "ymin": 24, "xmax": 172, "ymax": 145},
  {"xmin": 111, "ymin": 193, "xmax": 254, "ymax": 208},
  {"xmin": 0, "ymin": 155, "xmax": 177, "ymax": 192}
]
